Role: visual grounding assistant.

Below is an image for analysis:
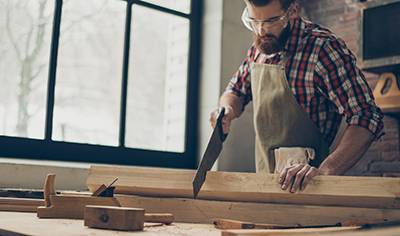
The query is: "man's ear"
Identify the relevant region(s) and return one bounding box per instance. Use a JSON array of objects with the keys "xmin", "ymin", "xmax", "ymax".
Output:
[{"xmin": 289, "ymin": 3, "xmax": 299, "ymax": 20}]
